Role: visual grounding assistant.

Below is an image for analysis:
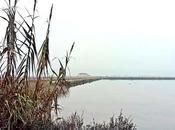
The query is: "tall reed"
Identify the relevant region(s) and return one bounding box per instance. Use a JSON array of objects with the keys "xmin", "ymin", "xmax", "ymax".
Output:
[{"xmin": 0, "ymin": 0, "xmax": 74, "ymax": 129}]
